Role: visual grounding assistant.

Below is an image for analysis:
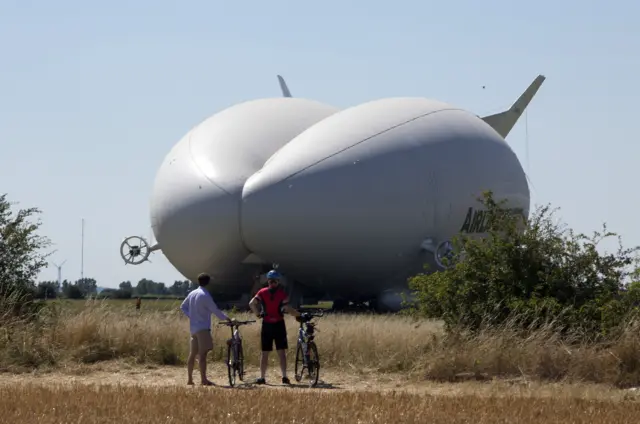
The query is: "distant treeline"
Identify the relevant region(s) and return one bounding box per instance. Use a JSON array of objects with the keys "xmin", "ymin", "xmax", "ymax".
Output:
[{"xmin": 35, "ymin": 278, "xmax": 196, "ymax": 300}]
